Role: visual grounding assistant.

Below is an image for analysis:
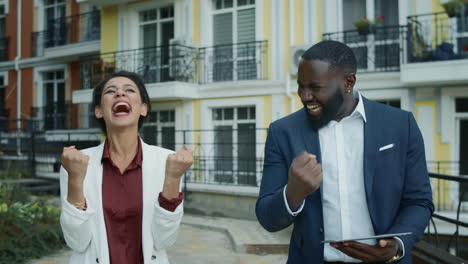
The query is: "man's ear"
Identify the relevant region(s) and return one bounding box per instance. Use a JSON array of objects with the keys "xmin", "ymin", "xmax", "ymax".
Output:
[{"xmin": 344, "ymin": 73, "xmax": 356, "ymax": 89}]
